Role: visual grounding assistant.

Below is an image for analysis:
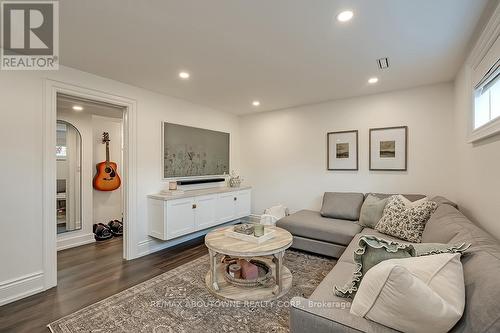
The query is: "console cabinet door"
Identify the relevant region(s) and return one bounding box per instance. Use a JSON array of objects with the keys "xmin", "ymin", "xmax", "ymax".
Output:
[
  {"xmin": 236, "ymin": 189, "xmax": 251, "ymax": 217},
  {"xmin": 194, "ymin": 194, "xmax": 218, "ymax": 230},
  {"xmin": 166, "ymin": 198, "xmax": 196, "ymax": 239},
  {"xmin": 216, "ymin": 192, "xmax": 237, "ymax": 222}
]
